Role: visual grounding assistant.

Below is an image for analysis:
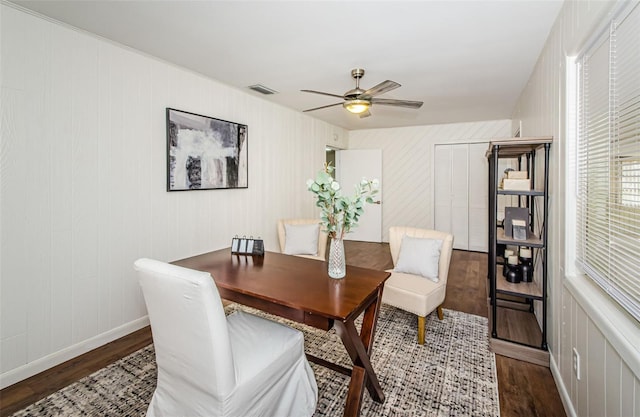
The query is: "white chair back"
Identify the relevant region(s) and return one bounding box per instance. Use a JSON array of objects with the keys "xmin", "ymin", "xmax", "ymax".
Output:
[
  {"xmin": 135, "ymin": 258, "xmax": 318, "ymax": 416},
  {"xmin": 277, "ymin": 218, "xmax": 328, "ymax": 260},
  {"xmin": 134, "ymin": 258, "xmax": 236, "ymax": 402}
]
